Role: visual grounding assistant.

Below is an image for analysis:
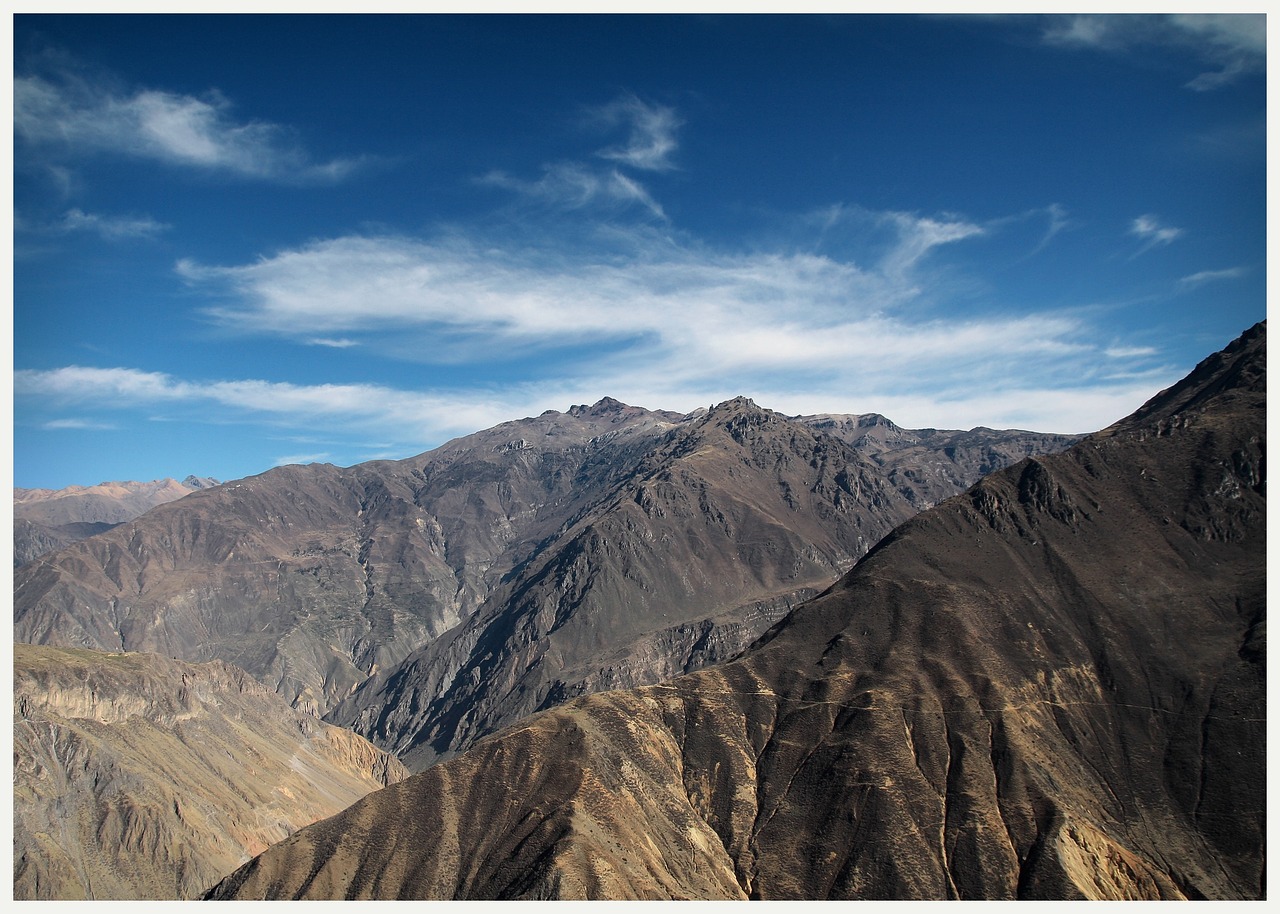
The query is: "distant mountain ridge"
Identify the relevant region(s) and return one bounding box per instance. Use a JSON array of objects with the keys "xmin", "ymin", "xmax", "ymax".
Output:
[
  {"xmin": 13, "ymin": 476, "xmax": 220, "ymax": 567},
  {"xmin": 207, "ymin": 323, "xmax": 1265, "ymax": 901},
  {"xmin": 326, "ymin": 396, "xmax": 1080, "ymax": 768}
]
